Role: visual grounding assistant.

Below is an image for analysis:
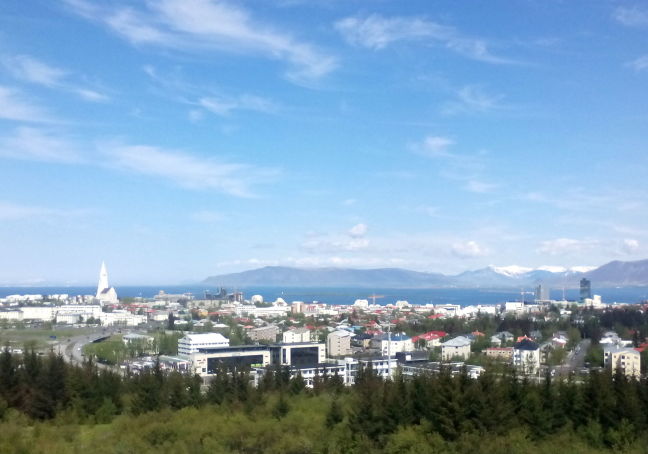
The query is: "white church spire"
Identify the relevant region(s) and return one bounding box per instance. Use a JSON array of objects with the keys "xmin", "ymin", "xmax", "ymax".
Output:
[
  {"xmin": 96, "ymin": 261, "xmax": 109, "ymax": 298},
  {"xmin": 95, "ymin": 261, "xmax": 118, "ymax": 305}
]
